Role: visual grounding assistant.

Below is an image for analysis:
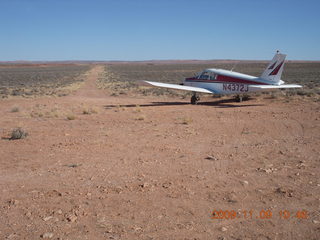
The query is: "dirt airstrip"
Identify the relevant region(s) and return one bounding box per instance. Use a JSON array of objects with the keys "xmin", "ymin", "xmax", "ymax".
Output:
[{"xmin": 0, "ymin": 66, "xmax": 319, "ymax": 240}]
